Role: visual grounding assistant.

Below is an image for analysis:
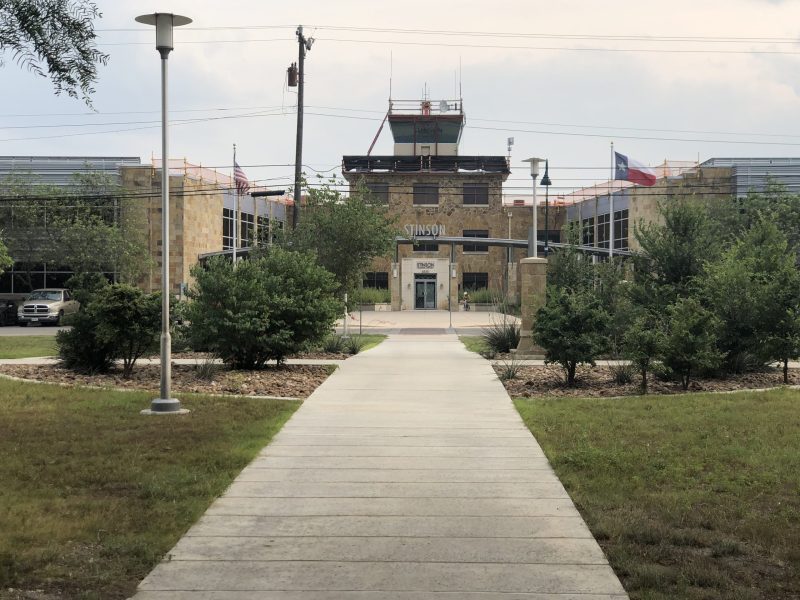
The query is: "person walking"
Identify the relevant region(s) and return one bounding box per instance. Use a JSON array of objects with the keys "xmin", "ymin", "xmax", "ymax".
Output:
[{"xmin": 462, "ymin": 291, "xmax": 470, "ymax": 311}]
